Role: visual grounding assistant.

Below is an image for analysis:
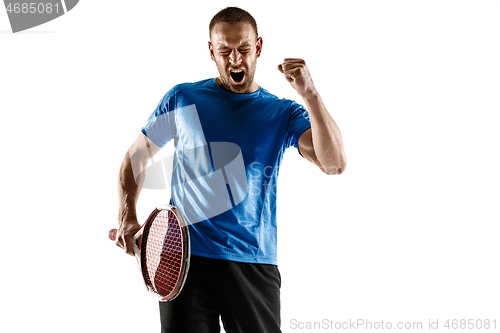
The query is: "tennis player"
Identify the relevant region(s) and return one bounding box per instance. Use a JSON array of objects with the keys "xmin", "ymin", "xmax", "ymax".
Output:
[{"xmin": 115, "ymin": 7, "xmax": 346, "ymax": 333}]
